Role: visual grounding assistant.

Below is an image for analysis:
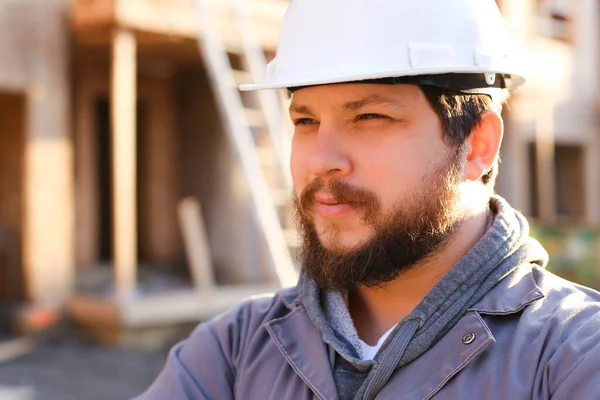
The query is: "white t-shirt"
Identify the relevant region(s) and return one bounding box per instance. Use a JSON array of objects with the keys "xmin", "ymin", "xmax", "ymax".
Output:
[{"xmin": 358, "ymin": 324, "xmax": 397, "ymax": 361}]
